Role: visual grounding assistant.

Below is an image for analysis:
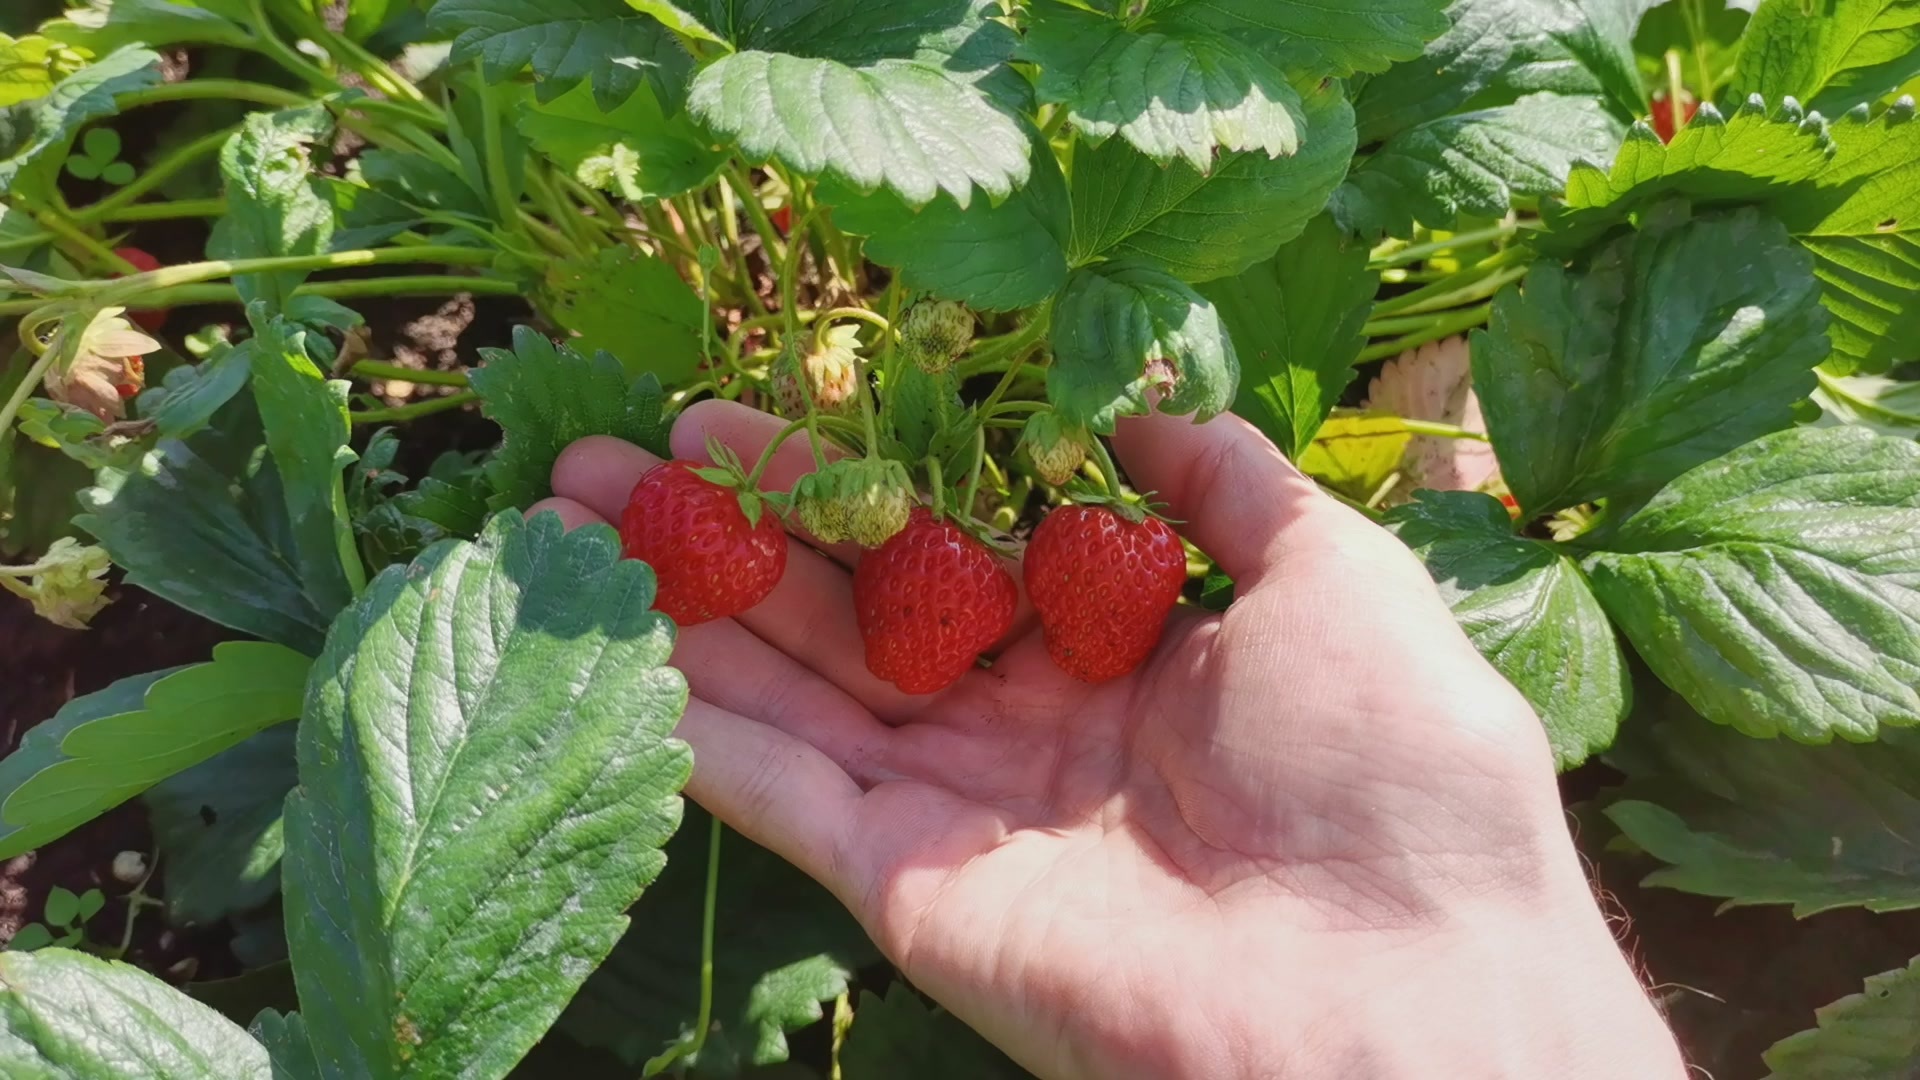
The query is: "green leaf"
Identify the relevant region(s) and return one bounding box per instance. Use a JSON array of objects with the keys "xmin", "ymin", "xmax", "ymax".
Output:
[
  {"xmin": 354, "ymin": 150, "xmax": 488, "ymax": 220},
  {"xmin": 0, "ymin": 35, "xmax": 63, "ymax": 108},
  {"xmin": 42, "ymin": 888, "xmax": 78, "ymax": 928},
  {"xmin": 1352, "ymin": 0, "xmax": 1648, "ymax": 141},
  {"xmin": 282, "ymin": 511, "xmax": 693, "ymax": 1080},
  {"xmin": 0, "ymin": 45, "xmax": 159, "ymax": 195},
  {"xmin": 76, "ymin": 891, "xmax": 103, "ymax": 921},
  {"xmin": 519, "ymin": 80, "xmax": 725, "ymax": 201},
  {"xmin": 250, "ymin": 1010, "xmax": 323, "ymax": 1080},
  {"xmin": 1473, "ymin": 205, "xmax": 1828, "ymax": 515},
  {"xmin": 1545, "ymin": 100, "xmax": 1920, "ymax": 374},
  {"xmin": 80, "ymin": 125, "xmax": 118, "ymax": 161},
  {"xmin": 1296, "ymin": 411, "xmax": 1411, "ymax": 499},
  {"xmin": 1388, "ymin": 490, "xmax": 1629, "ymax": 768},
  {"xmin": 839, "ymin": 985, "xmax": 1025, "ymax": 1079},
  {"xmin": 0, "ymin": 642, "xmax": 308, "ymax": 861},
  {"xmin": 469, "ymin": 325, "xmax": 672, "ymax": 510},
  {"xmin": 1605, "ymin": 695, "xmax": 1920, "ymax": 915},
  {"xmin": 137, "ymin": 346, "xmax": 253, "ymax": 439},
  {"xmin": 0, "ymin": 949, "xmax": 270, "ymax": 1078},
  {"xmin": 207, "ymin": 105, "xmax": 339, "ymax": 317},
  {"xmin": 1767, "ymin": 102, "xmax": 1920, "ymax": 375},
  {"xmin": 1148, "ymin": 0, "xmax": 1452, "ymax": 78},
  {"xmin": 1731, "ymin": 0, "xmax": 1920, "ymax": 116},
  {"xmin": 685, "ymin": 1, "xmax": 1027, "ymax": 208},
  {"xmin": 76, "ymin": 407, "xmax": 333, "ymax": 653},
  {"xmin": 99, "ymin": 159, "xmax": 133, "ymax": 185},
  {"xmin": 0, "ymin": 669, "xmax": 172, "ymax": 858},
  {"xmin": 1336, "ymin": 92, "xmax": 1624, "ymax": 238},
  {"xmin": 1067, "ymin": 77, "xmax": 1355, "ymax": 283},
  {"xmin": 824, "ymin": 128, "xmax": 1069, "ymax": 311},
  {"xmin": 1024, "ymin": 0, "xmax": 1303, "ymax": 172},
  {"xmin": 7, "ymin": 924, "xmax": 53, "ymax": 952},
  {"xmin": 1584, "ymin": 425, "xmax": 1920, "ymax": 741},
  {"xmin": 1047, "ymin": 261, "xmax": 1238, "ymax": 434},
  {"xmin": 1200, "ymin": 213, "xmax": 1378, "ymax": 458},
  {"xmin": 1763, "ymin": 955, "xmax": 1920, "ymax": 1077},
  {"xmin": 1546, "ymin": 99, "xmax": 1837, "ymax": 239},
  {"xmin": 144, "ymin": 726, "xmax": 297, "ymax": 926},
  {"xmin": 559, "ymin": 809, "xmax": 881, "ymax": 1073},
  {"xmin": 540, "ymin": 247, "xmax": 706, "ymax": 384},
  {"xmin": 62, "ymin": 153, "xmax": 101, "ymax": 181},
  {"xmin": 1814, "ymin": 371, "xmax": 1920, "ymax": 436},
  {"xmin": 43, "ymin": 0, "xmax": 255, "ymax": 54},
  {"xmin": 883, "ymin": 362, "xmax": 957, "ymax": 461},
  {"xmin": 249, "ymin": 319, "xmax": 359, "ymax": 619},
  {"xmin": 430, "ymin": 0, "xmax": 692, "ymax": 110}
]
